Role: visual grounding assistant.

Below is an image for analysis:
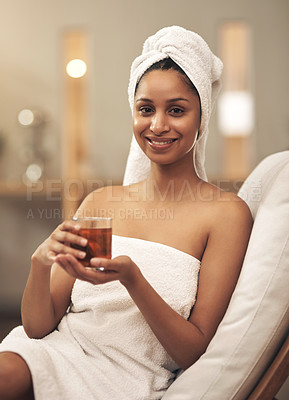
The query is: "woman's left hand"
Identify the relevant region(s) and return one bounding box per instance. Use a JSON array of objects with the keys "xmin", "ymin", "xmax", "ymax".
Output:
[{"xmin": 54, "ymin": 253, "xmax": 140, "ymax": 287}]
